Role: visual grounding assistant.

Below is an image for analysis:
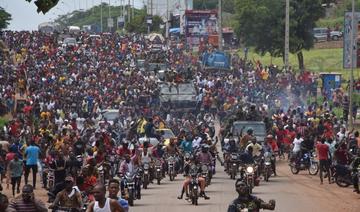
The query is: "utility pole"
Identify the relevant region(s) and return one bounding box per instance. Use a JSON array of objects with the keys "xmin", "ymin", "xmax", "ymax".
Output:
[
  {"xmin": 349, "ymin": 0, "xmax": 355, "ymax": 129},
  {"xmin": 101, "ymin": 0, "xmax": 103, "ymax": 32},
  {"xmin": 285, "ymin": 0, "xmax": 290, "ymax": 70},
  {"xmin": 109, "ymin": 0, "xmax": 111, "ymax": 17},
  {"xmin": 128, "ymin": 0, "xmax": 131, "ymax": 22},
  {"xmin": 109, "ymin": 0, "xmax": 111, "ymax": 32},
  {"xmin": 165, "ymin": 0, "xmax": 169, "ymax": 38},
  {"xmin": 151, "ymin": 0, "xmax": 153, "ymax": 16},
  {"xmin": 218, "ymin": 0, "xmax": 223, "ymax": 50},
  {"xmin": 132, "ymin": 0, "xmax": 134, "ymax": 21}
]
